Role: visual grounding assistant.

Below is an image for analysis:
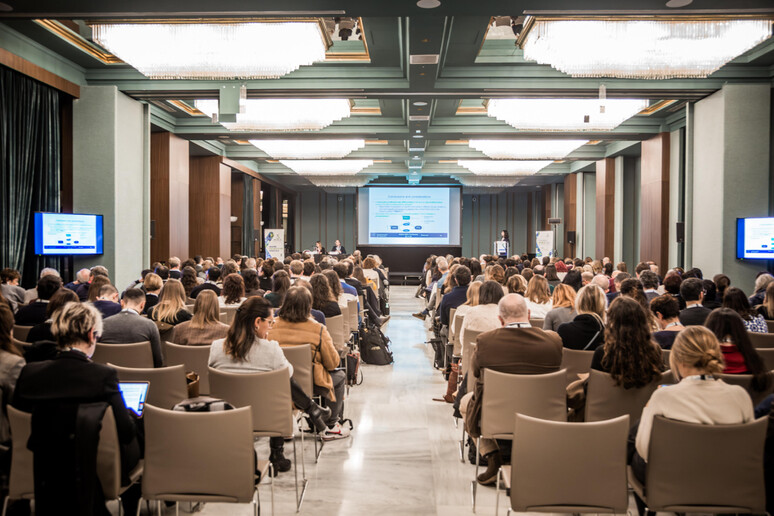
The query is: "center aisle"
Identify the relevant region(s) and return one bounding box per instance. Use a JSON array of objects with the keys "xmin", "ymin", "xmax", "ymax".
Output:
[{"xmin": 198, "ymin": 286, "xmax": 501, "ymax": 516}]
